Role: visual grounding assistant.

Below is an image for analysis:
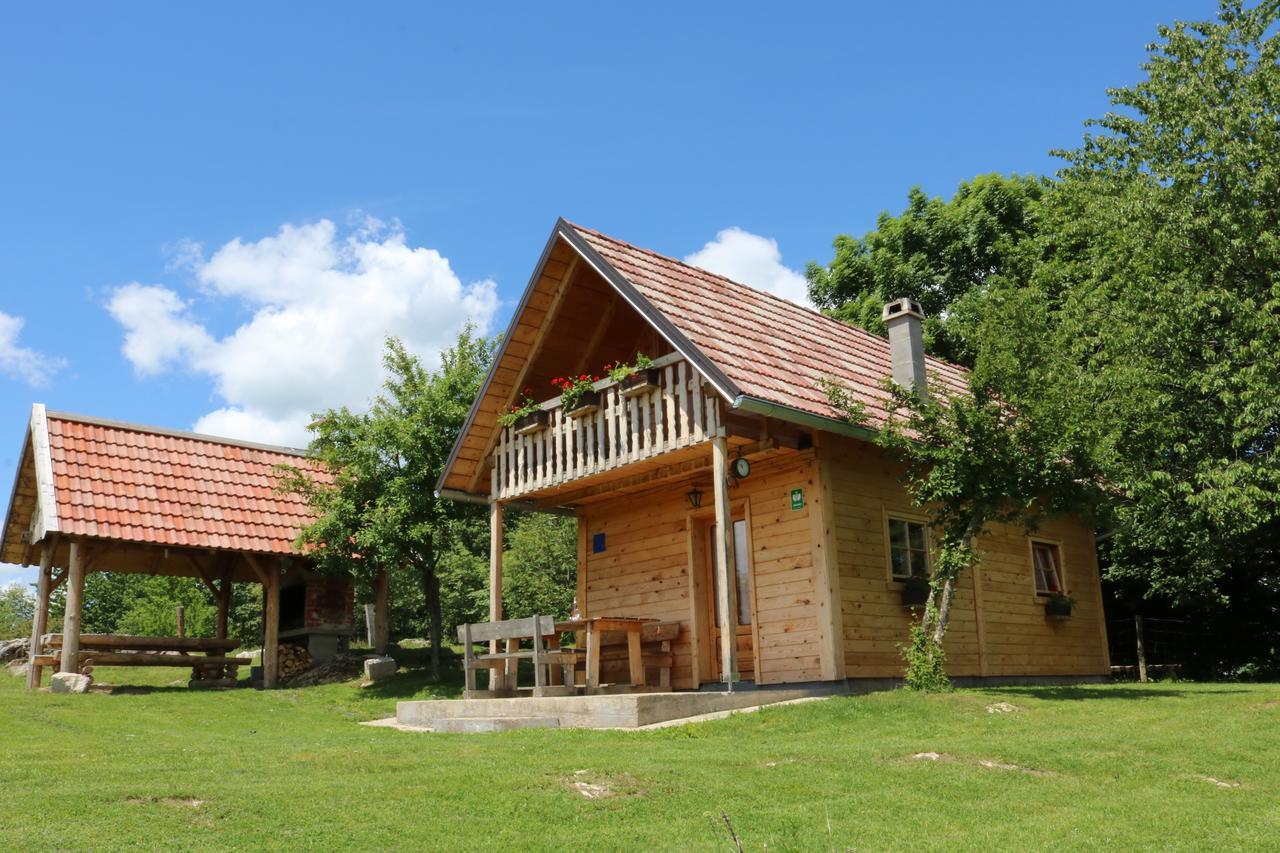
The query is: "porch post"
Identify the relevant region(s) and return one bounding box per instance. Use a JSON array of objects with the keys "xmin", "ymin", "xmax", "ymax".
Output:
[
  {"xmin": 489, "ymin": 497, "xmax": 505, "ymax": 689},
  {"xmin": 711, "ymin": 435, "xmax": 738, "ymax": 691},
  {"xmin": 26, "ymin": 538, "xmax": 56, "ymax": 688},
  {"xmin": 59, "ymin": 540, "xmax": 86, "ymax": 674}
]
